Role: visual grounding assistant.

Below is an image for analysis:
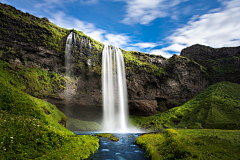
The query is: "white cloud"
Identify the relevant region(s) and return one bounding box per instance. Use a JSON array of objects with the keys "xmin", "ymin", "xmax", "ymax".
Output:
[
  {"xmin": 161, "ymin": 44, "xmax": 187, "ymax": 52},
  {"xmin": 34, "ymin": 0, "xmax": 68, "ymax": 9},
  {"xmin": 156, "ymin": 0, "xmax": 240, "ymax": 55},
  {"xmin": 79, "ymin": 0, "xmax": 98, "ymax": 5},
  {"xmin": 149, "ymin": 49, "xmax": 173, "ymax": 58},
  {"xmin": 49, "ymin": 11, "xmax": 130, "ymax": 48},
  {"xmin": 132, "ymin": 42, "xmax": 157, "ymax": 49},
  {"xmin": 120, "ymin": 0, "xmax": 186, "ymax": 25},
  {"xmin": 34, "ymin": 0, "xmax": 96, "ymax": 9}
]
